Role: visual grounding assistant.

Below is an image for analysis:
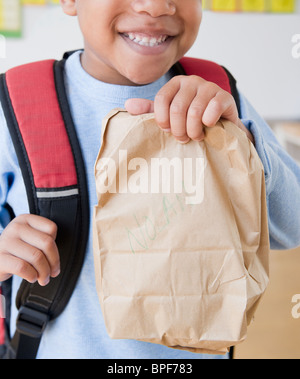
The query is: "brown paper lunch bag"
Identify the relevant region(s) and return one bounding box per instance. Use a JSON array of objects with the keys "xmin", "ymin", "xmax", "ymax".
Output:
[{"xmin": 93, "ymin": 109, "xmax": 270, "ymax": 355}]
